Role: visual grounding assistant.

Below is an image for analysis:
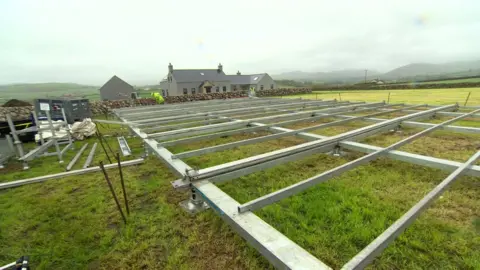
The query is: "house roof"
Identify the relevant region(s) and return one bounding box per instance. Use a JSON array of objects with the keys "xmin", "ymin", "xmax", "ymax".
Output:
[
  {"xmin": 171, "ymin": 69, "xmax": 229, "ymax": 83},
  {"xmin": 99, "ymin": 75, "xmax": 134, "ymax": 91},
  {"xmin": 226, "ymin": 74, "xmax": 267, "ymax": 85}
]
